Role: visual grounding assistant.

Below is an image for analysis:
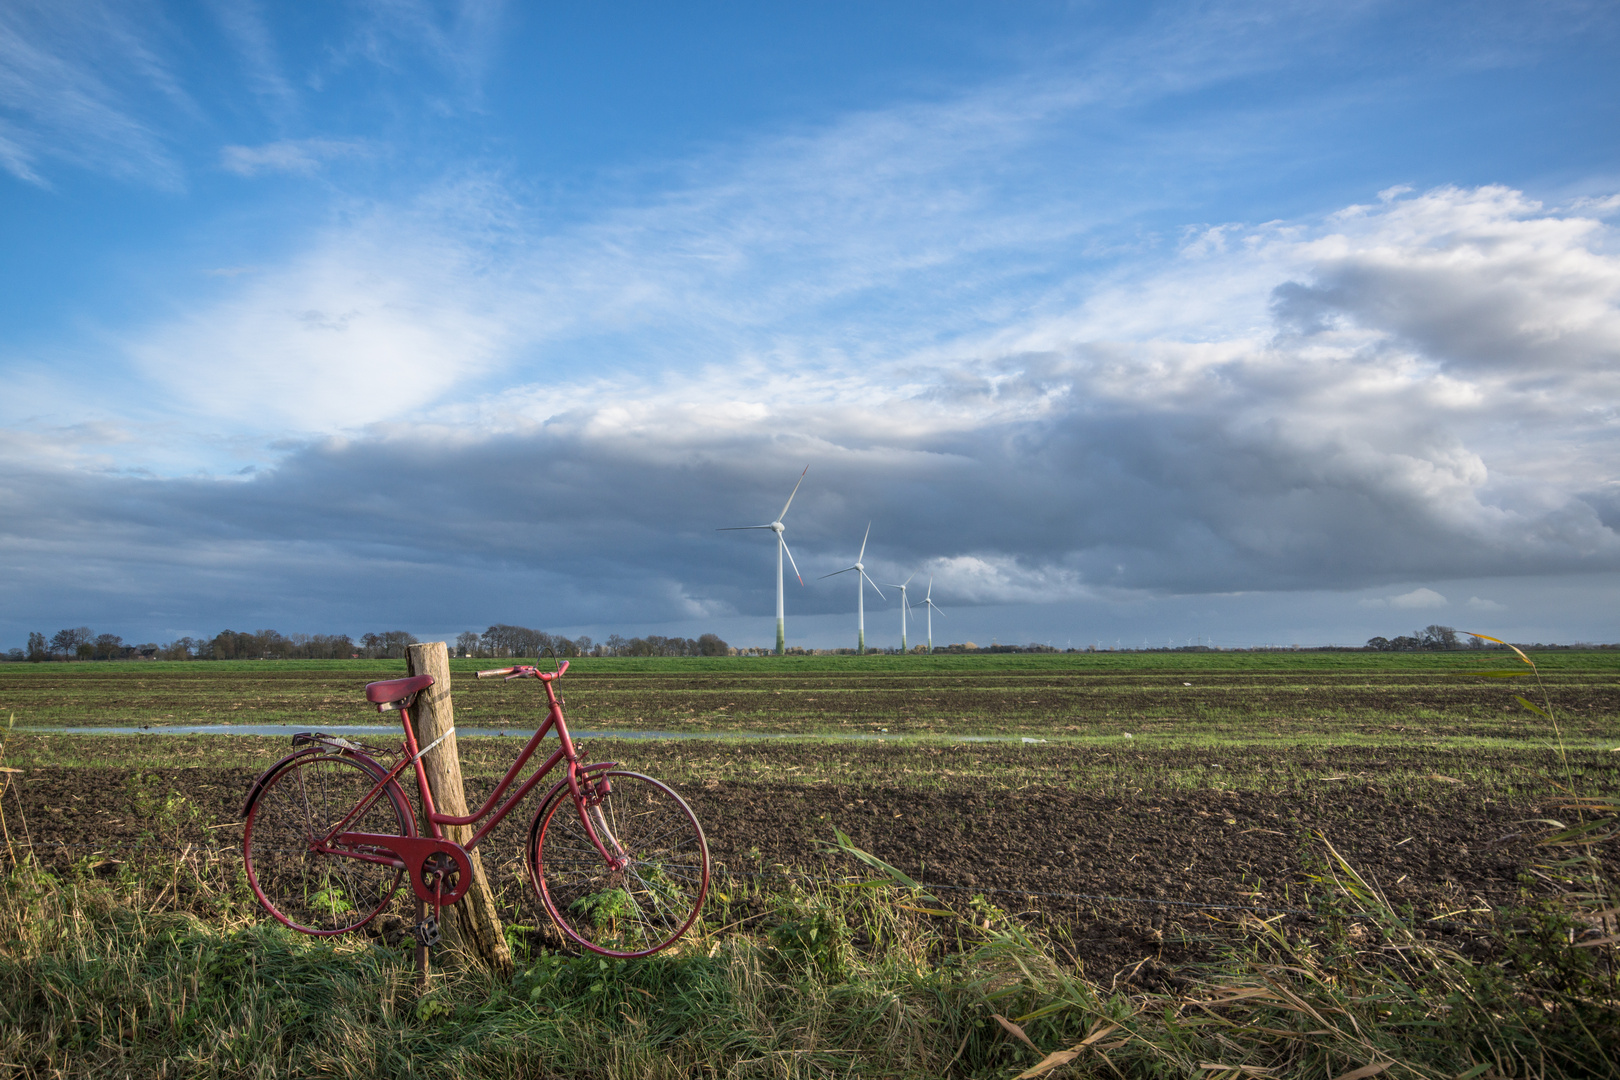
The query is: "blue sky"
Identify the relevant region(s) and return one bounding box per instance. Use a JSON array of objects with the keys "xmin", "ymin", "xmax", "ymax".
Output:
[{"xmin": 3, "ymin": 0, "xmax": 1619, "ymax": 652}]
